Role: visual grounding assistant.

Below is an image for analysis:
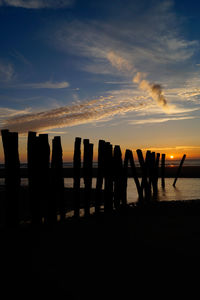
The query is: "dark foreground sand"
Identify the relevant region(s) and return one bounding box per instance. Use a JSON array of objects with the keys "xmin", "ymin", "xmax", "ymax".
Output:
[{"xmin": 1, "ymin": 201, "xmax": 200, "ymax": 298}]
